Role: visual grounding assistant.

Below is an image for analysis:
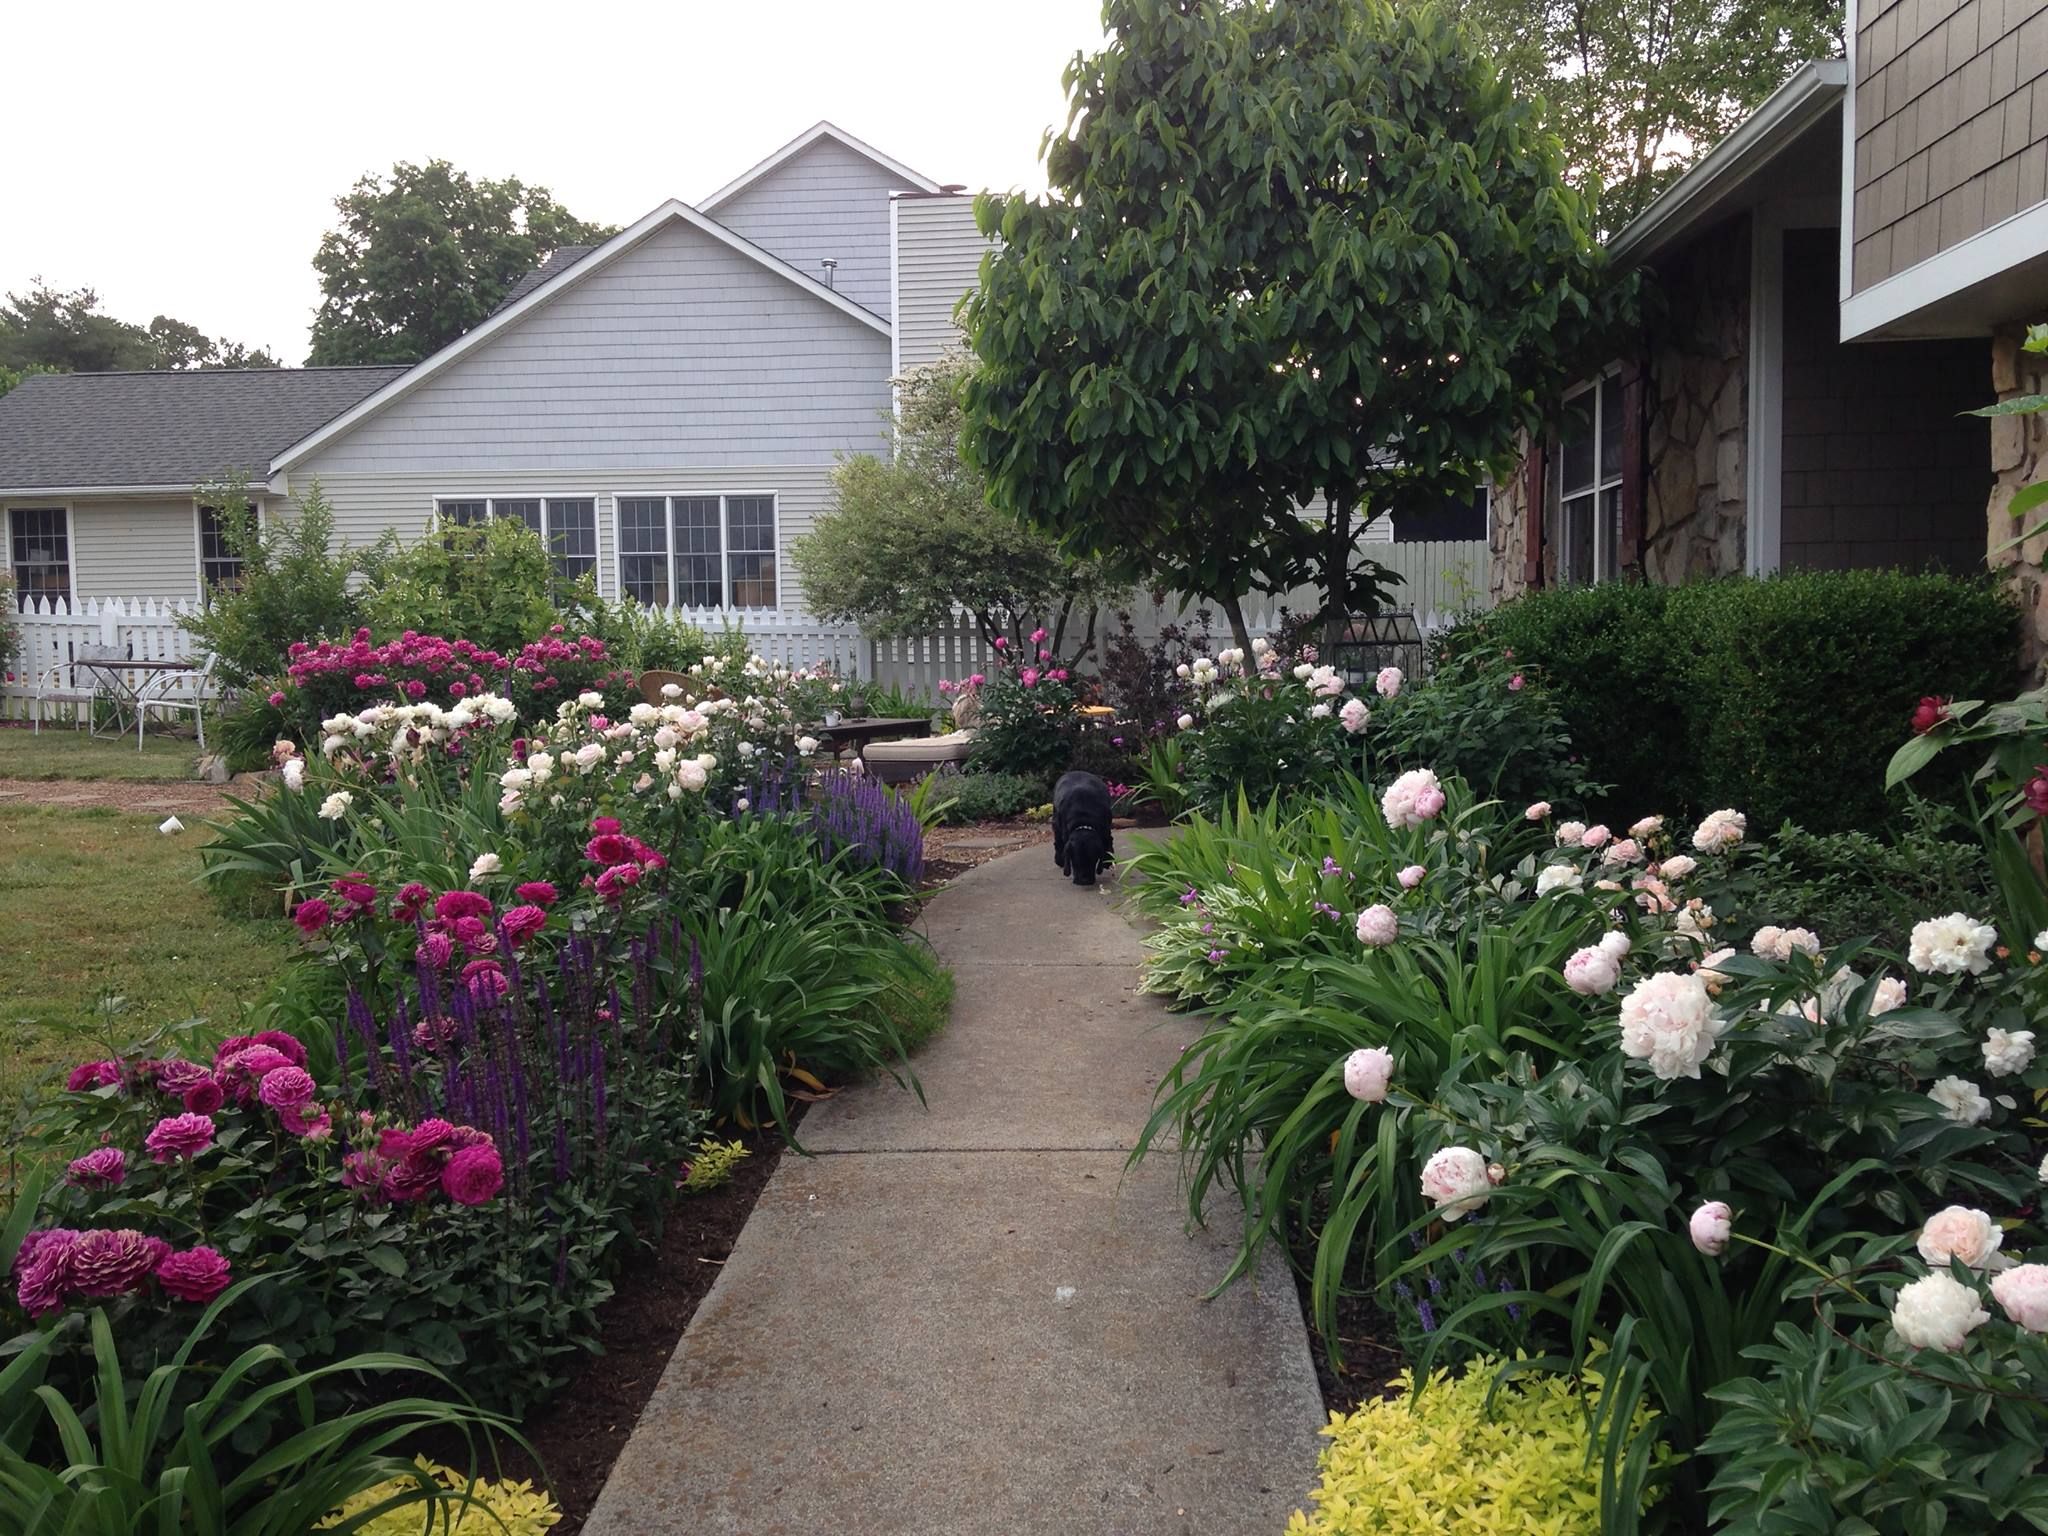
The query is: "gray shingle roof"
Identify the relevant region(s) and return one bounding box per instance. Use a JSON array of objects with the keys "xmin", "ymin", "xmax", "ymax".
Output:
[
  {"xmin": 0, "ymin": 366, "xmax": 410, "ymax": 490},
  {"xmin": 496, "ymin": 246, "xmax": 596, "ymax": 311}
]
